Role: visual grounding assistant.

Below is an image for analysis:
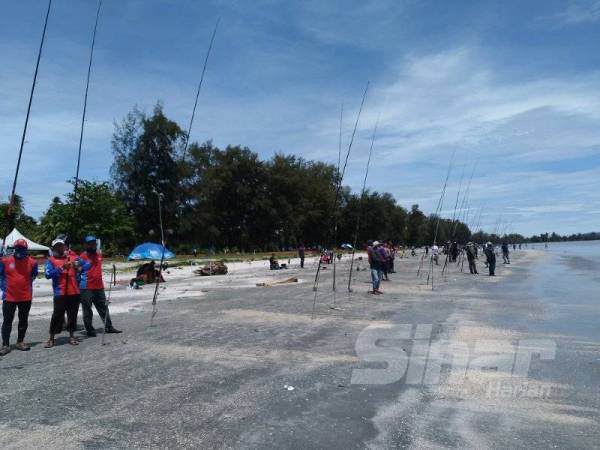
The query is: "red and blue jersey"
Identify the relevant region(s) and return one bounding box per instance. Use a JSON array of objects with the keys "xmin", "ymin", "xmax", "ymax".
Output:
[
  {"xmin": 45, "ymin": 255, "xmax": 81, "ymax": 296},
  {"xmin": 0, "ymin": 256, "xmax": 38, "ymax": 302},
  {"xmin": 79, "ymin": 251, "xmax": 104, "ymax": 290}
]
